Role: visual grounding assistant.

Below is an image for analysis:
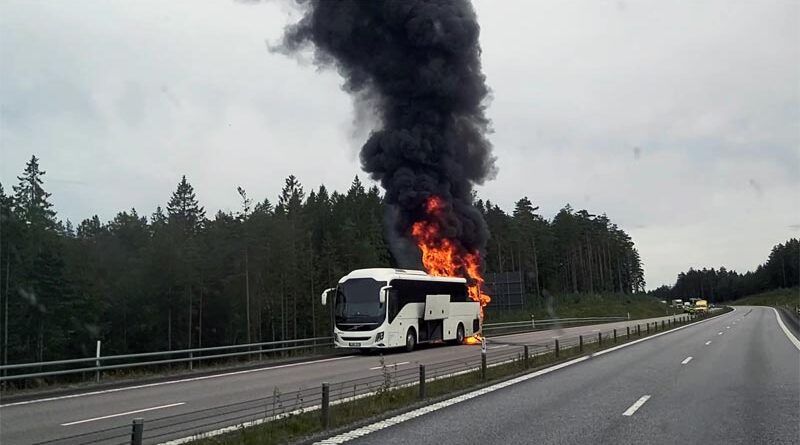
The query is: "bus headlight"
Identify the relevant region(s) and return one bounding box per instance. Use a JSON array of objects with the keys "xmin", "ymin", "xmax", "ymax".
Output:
[{"xmin": 375, "ymin": 332, "xmax": 384, "ymax": 342}]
